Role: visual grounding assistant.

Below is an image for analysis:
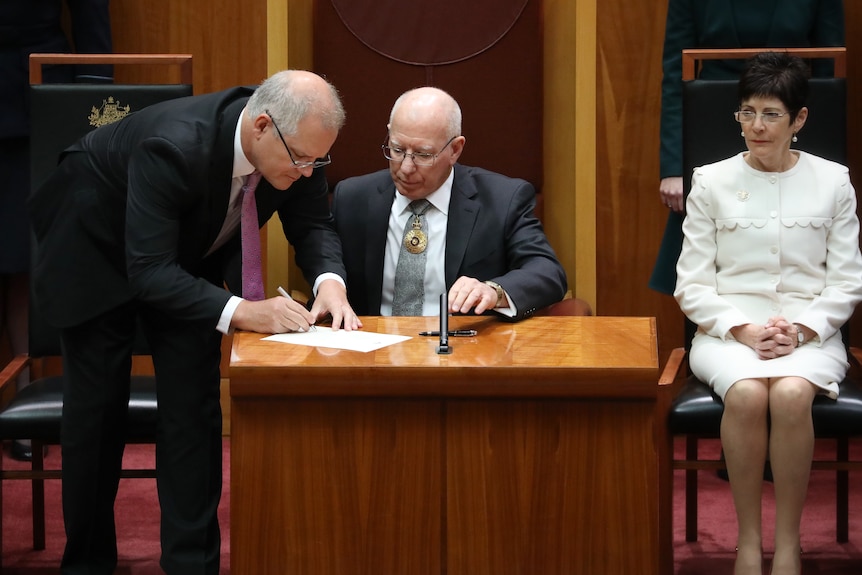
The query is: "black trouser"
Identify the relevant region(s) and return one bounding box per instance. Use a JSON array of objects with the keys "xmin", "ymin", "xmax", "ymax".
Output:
[{"xmin": 60, "ymin": 301, "xmax": 223, "ymax": 575}]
